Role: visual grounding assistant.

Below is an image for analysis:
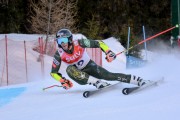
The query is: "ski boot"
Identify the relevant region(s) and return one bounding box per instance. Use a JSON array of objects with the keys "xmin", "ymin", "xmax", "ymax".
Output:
[
  {"xmin": 93, "ymin": 80, "xmax": 111, "ymax": 89},
  {"xmin": 130, "ymin": 75, "xmax": 151, "ymax": 87},
  {"xmin": 87, "ymin": 76, "xmax": 110, "ymax": 89}
]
